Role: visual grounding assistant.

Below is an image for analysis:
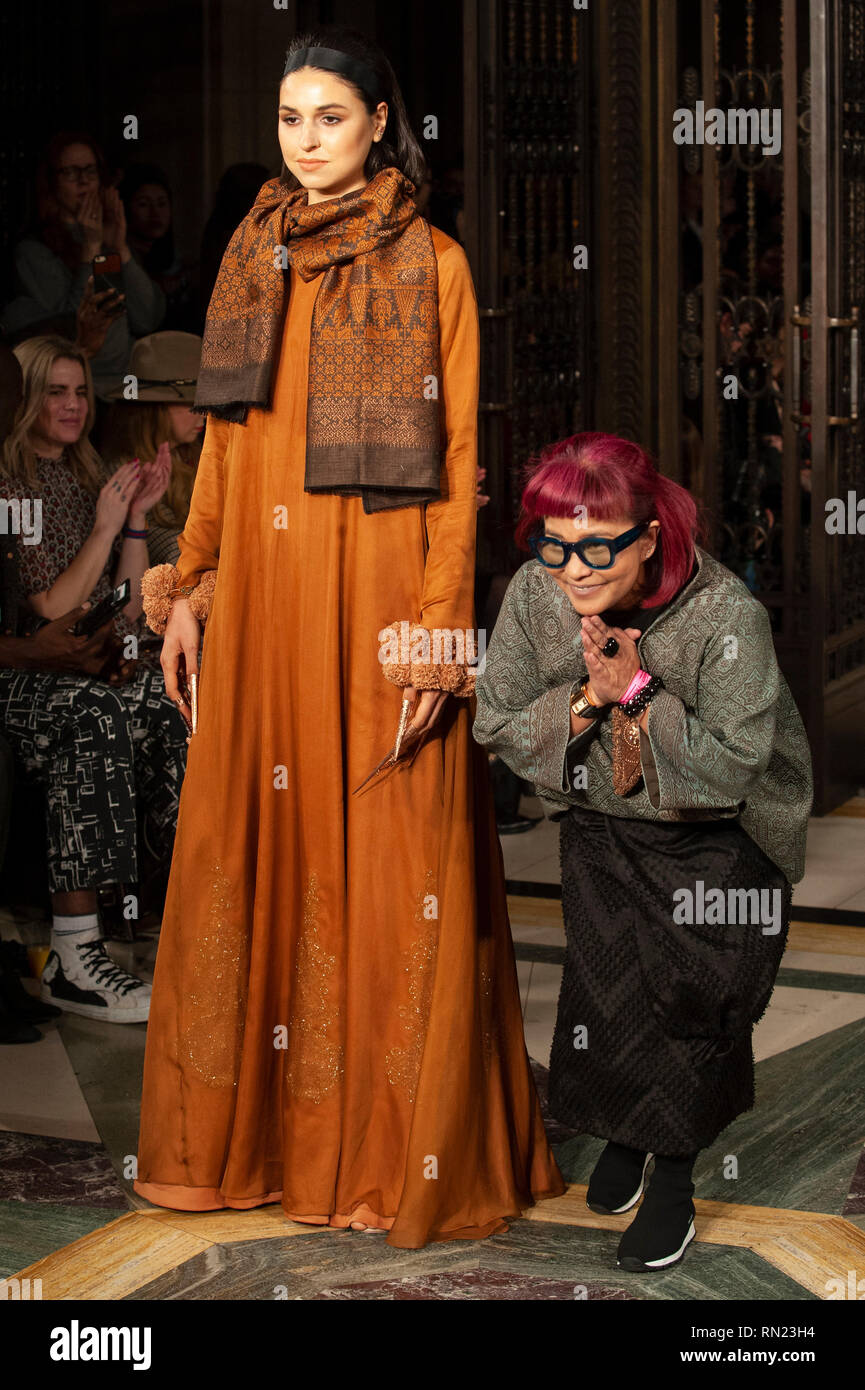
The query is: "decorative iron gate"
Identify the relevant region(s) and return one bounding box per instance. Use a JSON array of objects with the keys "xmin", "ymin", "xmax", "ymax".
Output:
[
  {"xmin": 665, "ymin": 0, "xmax": 865, "ymax": 811},
  {"xmin": 467, "ymin": 0, "xmax": 864, "ymax": 811},
  {"xmin": 463, "ymin": 0, "xmax": 589, "ymax": 574}
]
